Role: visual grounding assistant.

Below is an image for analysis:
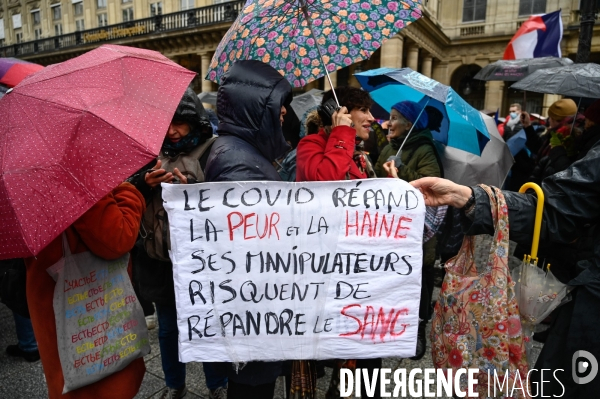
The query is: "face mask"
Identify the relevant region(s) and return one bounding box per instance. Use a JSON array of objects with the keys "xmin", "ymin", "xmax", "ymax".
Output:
[{"xmin": 510, "ymin": 112, "xmax": 518, "ymax": 119}]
